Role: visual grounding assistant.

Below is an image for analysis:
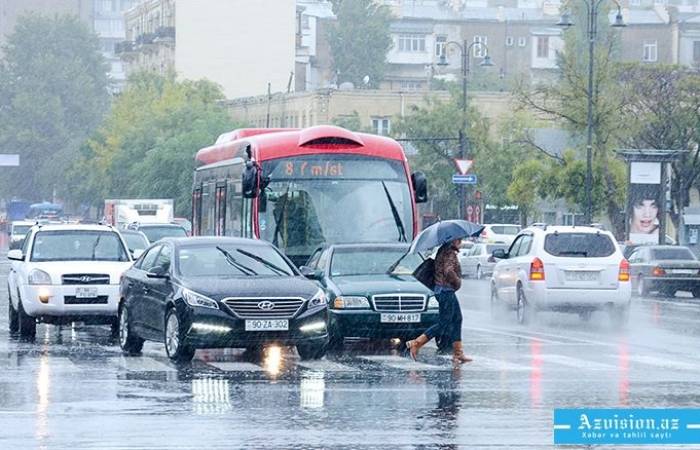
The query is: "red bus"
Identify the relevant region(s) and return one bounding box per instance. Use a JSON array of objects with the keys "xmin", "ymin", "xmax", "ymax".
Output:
[{"xmin": 192, "ymin": 125, "xmax": 427, "ymax": 266}]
